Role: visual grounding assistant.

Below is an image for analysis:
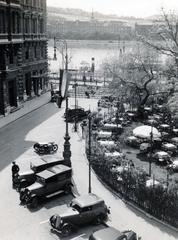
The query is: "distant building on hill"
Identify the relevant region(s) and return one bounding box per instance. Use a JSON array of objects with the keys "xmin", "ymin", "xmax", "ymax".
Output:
[{"xmin": 47, "ymin": 11, "xmax": 133, "ymax": 40}]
